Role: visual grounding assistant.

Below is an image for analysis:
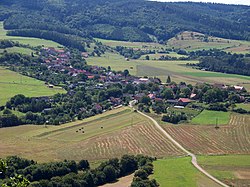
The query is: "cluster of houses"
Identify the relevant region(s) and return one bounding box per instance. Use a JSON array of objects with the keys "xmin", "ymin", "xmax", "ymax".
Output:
[{"xmin": 39, "ymin": 47, "xmax": 248, "ymax": 110}]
